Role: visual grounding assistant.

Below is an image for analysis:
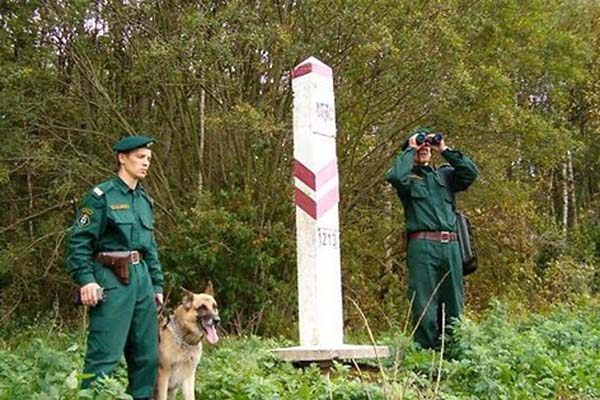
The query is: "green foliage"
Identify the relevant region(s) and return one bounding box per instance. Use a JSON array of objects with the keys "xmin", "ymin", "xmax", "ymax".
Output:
[
  {"xmin": 449, "ymin": 300, "xmax": 600, "ymax": 399},
  {"xmin": 0, "ymin": 333, "xmax": 132, "ymax": 400},
  {"xmin": 2, "ymin": 301, "xmax": 599, "ymax": 399},
  {"xmin": 1, "ymin": 0, "xmax": 600, "ymax": 335},
  {"xmin": 160, "ymin": 192, "xmax": 296, "ymax": 336}
]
